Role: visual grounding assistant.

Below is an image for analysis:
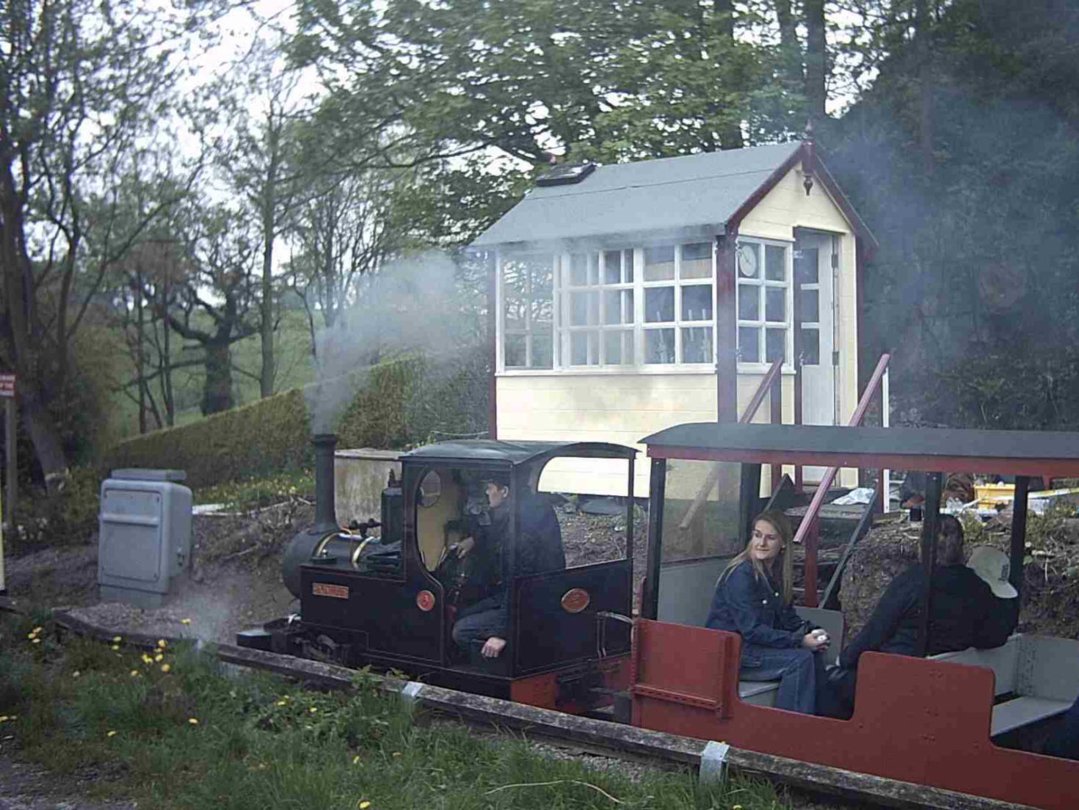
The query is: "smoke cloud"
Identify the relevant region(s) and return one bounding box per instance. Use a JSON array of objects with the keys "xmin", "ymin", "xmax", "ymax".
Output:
[{"xmin": 305, "ymin": 250, "xmax": 481, "ymax": 436}]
